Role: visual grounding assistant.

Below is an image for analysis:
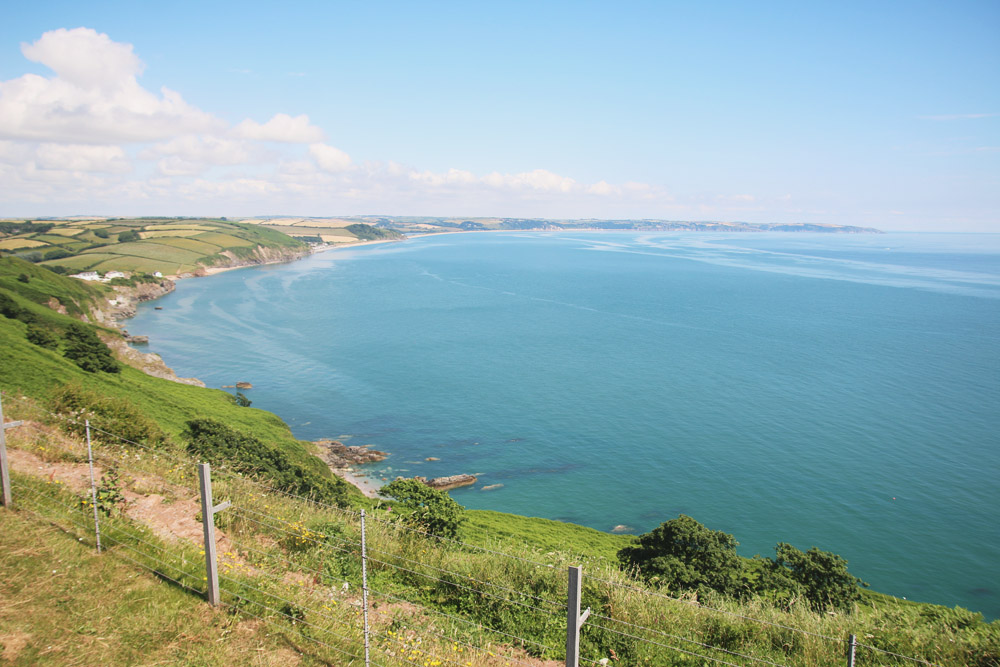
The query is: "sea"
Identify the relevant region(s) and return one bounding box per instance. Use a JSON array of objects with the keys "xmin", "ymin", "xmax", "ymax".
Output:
[{"xmin": 128, "ymin": 231, "xmax": 1000, "ymax": 618}]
